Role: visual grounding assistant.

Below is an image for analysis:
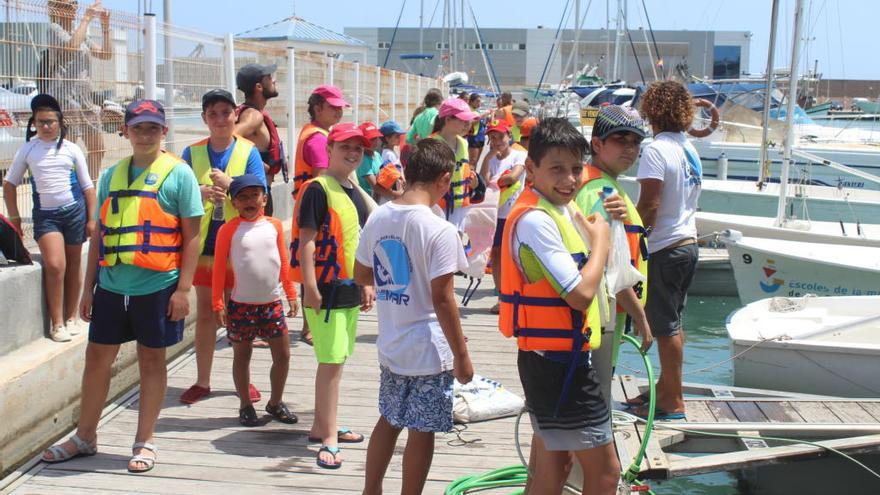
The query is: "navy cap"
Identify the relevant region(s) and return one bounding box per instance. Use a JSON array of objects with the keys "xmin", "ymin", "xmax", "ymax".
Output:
[
  {"xmin": 236, "ymin": 63, "xmax": 277, "ymax": 93},
  {"xmin": 31, "ymin": 93, "xmax": 61, "ymax": 113},
  {"xmin": 229, "ymin": 174, "xmax": 265, "ymax": 198},
  {"xmin": 201, "ymin": 89, "xmax": 236, "ymax": 111},
  {"xmin": 125, "ymin": 99, "xmax": 166, "ymax": 127},
  {"xmin": 379, "ymin": 120, "xmax": 406, "ymax": 136}
]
